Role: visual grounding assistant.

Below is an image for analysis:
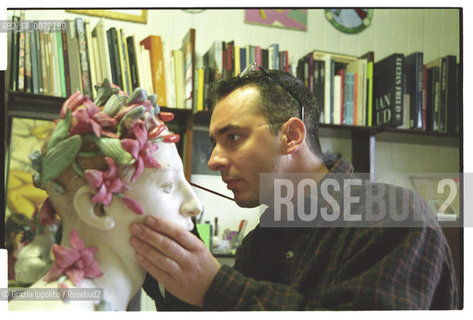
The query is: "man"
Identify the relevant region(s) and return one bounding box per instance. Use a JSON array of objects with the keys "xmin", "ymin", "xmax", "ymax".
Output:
[{"xmin": 130, "ymin": 66, "xmax": 458, "ymax": 310}]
